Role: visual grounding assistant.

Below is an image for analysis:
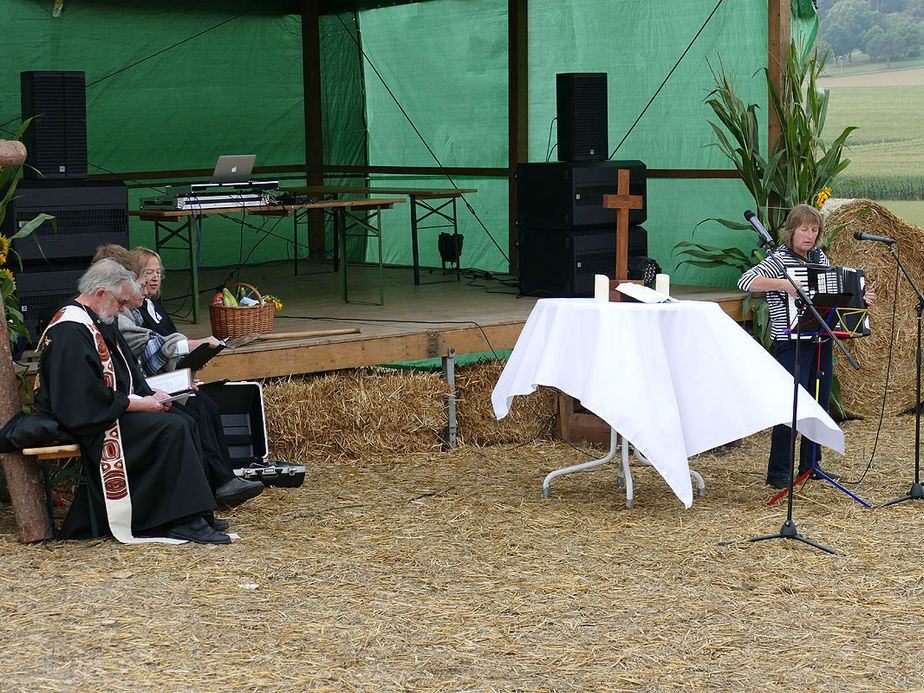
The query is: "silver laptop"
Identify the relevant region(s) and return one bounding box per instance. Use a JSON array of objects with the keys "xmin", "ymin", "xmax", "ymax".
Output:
[{"xmin": 210, "ymin": 154, "xmax": 256, "ymax": 184}]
